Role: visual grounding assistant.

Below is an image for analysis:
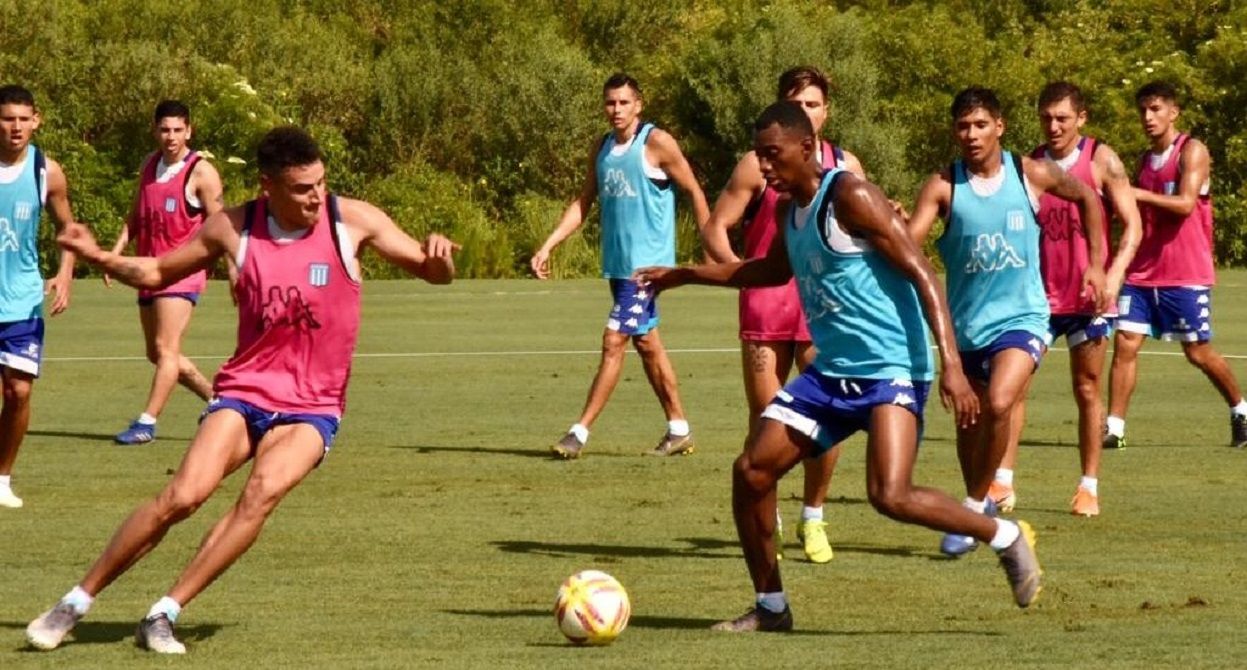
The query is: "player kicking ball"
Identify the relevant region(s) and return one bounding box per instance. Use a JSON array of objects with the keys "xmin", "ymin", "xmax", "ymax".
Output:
[{"xmin": 635, "ymin": 101, "xmax": 1041, "ymax": 632}]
